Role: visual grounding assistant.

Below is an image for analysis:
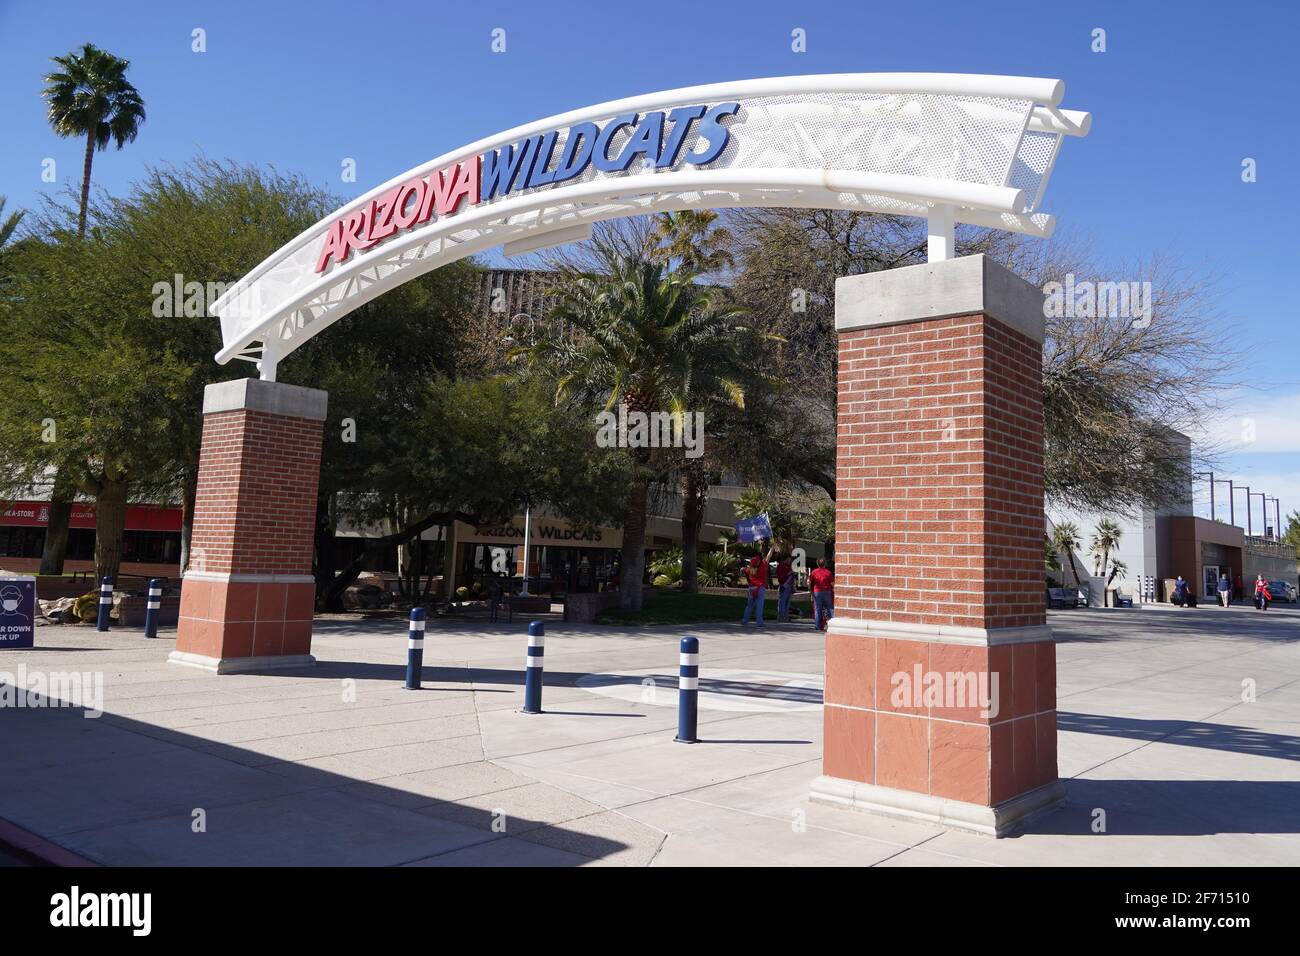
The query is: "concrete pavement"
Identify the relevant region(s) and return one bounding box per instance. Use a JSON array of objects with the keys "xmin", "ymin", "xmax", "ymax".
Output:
[{"xmin": 1, "ymin": 602, "xmax": 1298, "ymax": 865}]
